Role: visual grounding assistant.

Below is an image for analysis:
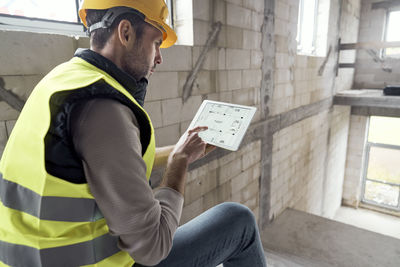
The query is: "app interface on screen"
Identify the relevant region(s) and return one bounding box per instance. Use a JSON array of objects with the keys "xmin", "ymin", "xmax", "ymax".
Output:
[{"xmin": 192, "ymin": 102, "xmax": 253, "ymax": 149}]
